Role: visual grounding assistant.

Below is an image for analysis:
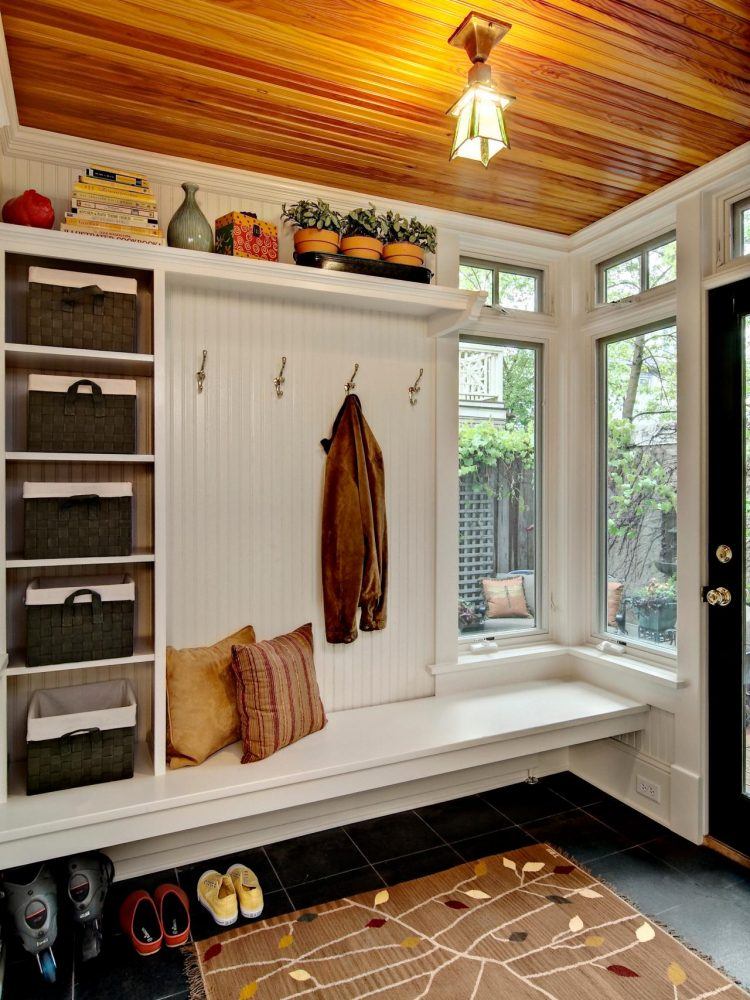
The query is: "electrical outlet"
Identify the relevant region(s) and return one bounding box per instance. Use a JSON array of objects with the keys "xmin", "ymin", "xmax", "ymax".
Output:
[{"xmin": 636, "ymin": 775, "xmax": 661, "ymax": 804}]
